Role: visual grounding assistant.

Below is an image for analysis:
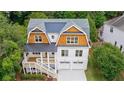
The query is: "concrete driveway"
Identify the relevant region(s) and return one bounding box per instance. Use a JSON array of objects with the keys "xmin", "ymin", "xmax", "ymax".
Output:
[{"xmin": 58, "ymin": 70, "xmax": 87, "ymax": 81}]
